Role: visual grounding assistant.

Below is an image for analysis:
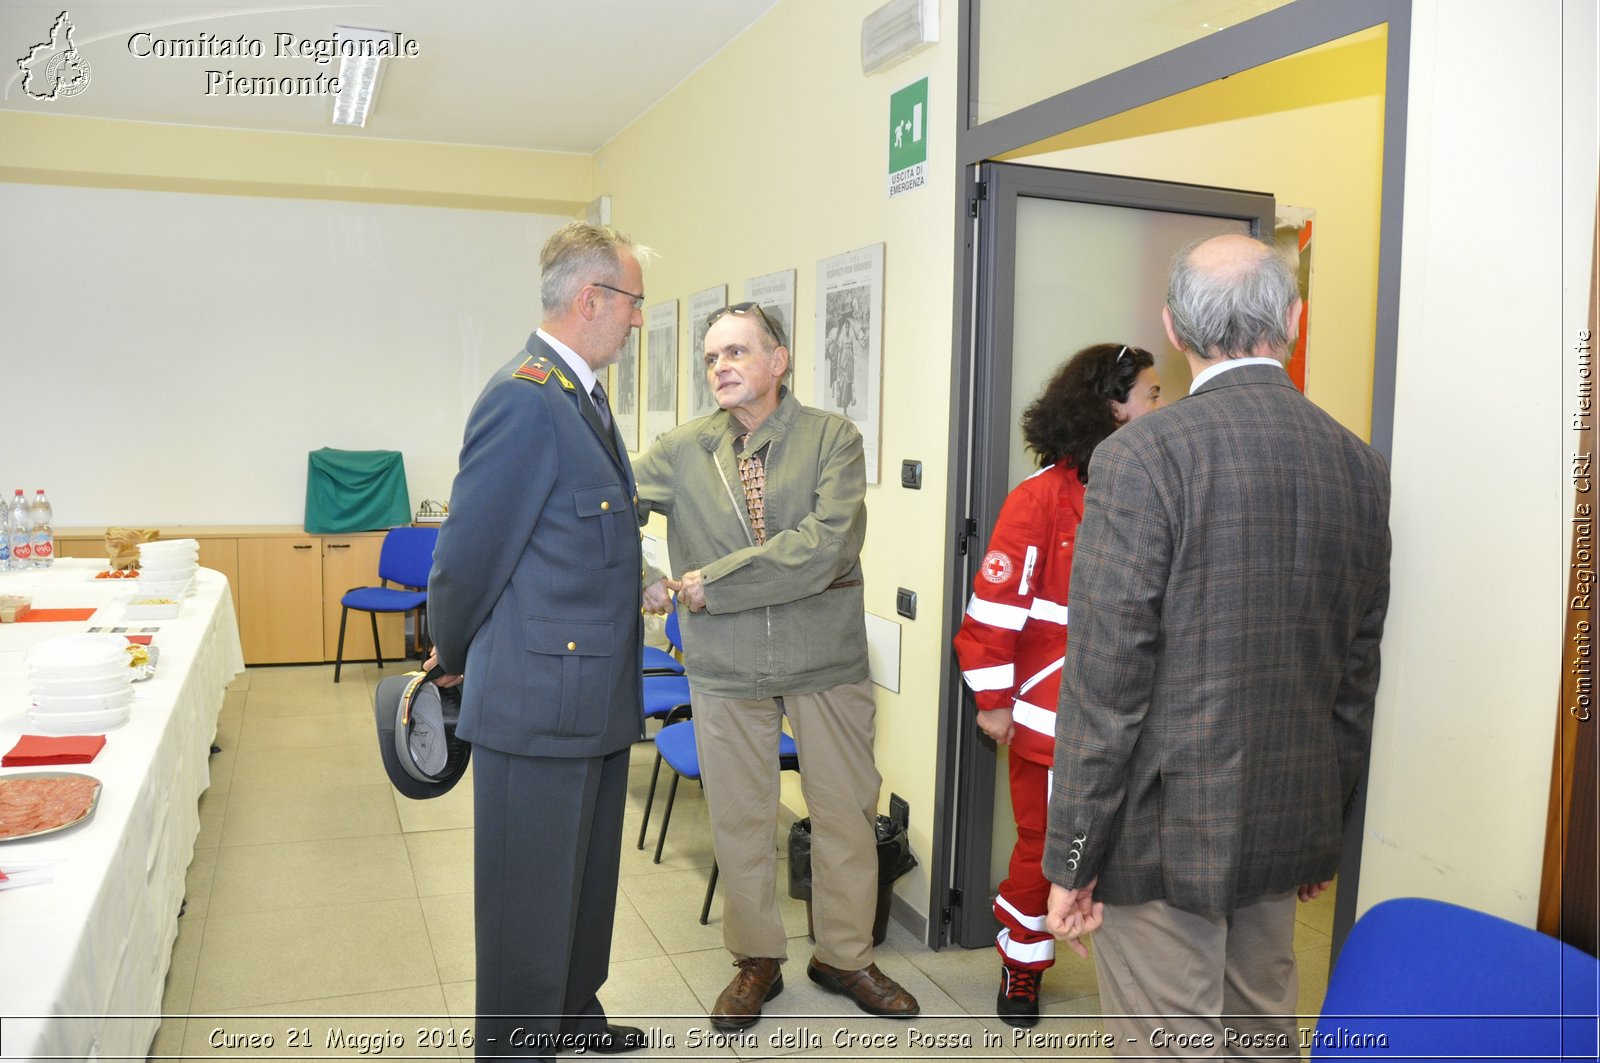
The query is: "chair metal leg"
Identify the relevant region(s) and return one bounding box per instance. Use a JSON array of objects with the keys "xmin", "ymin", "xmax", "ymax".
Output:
[
  {"xmin": 653, "ymin": 773, "xmax": 682, "ymax": 864},
  {"xmin": 414, "ymin": 605, "xmax": 431, "ymax": 661},
  {"xmin": 370, "ymin": 613, "xmax": 383, "ymax": 671},
  {"xmin": 700, "ymin": 861, "xmax": 719, "ymax": 925},
  {"xmin": 636, "ymin": 752, "xmax": 664, "ymax": 850},
  {"xmin": 334, "ymin": 606, "xmax": 350, "ymax": 683}
]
